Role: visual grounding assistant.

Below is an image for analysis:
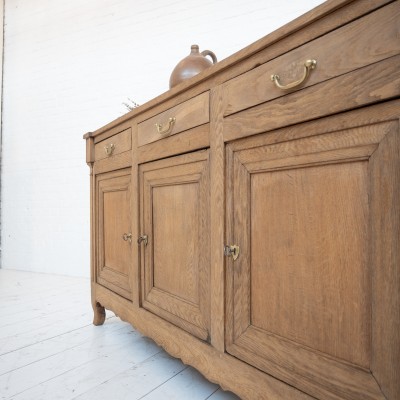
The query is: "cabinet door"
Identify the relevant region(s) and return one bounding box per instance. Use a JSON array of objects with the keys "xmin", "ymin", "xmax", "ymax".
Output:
[
  {"xmin": 226, "ymin": 110, "xmax": 400, "ymax": 400},
  {"xmin": 139, "ymin": 150, "xmax": 210, "ymax": 340},
  {"xmin": 96, "ymin": 169, "xmax": 132, "ymax": 300}
]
